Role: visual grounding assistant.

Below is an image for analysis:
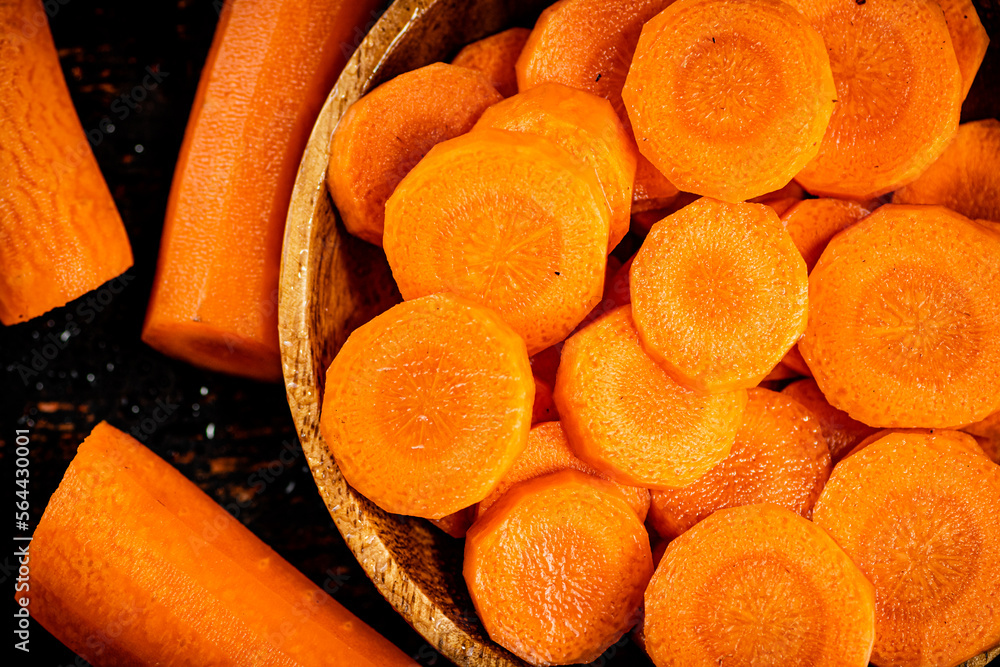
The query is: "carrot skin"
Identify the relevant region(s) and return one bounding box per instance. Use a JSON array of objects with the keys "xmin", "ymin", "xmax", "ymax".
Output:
[
  {"xmin": 23, "ymin": 422, "xmax": 418, "ymax": 667},
  {"xmin": 142, "ymin": 0, "xmax": 383, "ymax": 380},
  {"xmin": 0, "ymin": 0, "xmax": 133, "ymax": 325}
]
